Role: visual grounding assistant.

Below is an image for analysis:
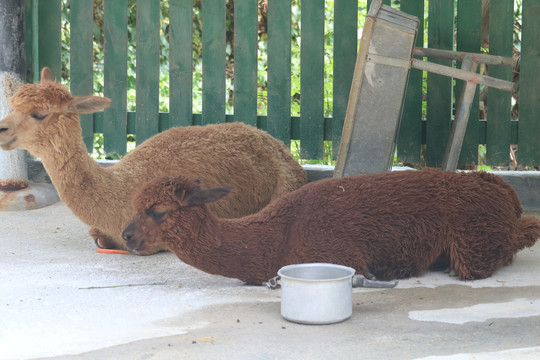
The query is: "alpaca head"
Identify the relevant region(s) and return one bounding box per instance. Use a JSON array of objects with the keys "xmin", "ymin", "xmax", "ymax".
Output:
[
  {"xmin": 122, "ymin": 176, "xmax": 233, "ymax": 254},
  {"xmin": 0, "ymin": 68, "xmax": 110, "ymax": 154}
]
